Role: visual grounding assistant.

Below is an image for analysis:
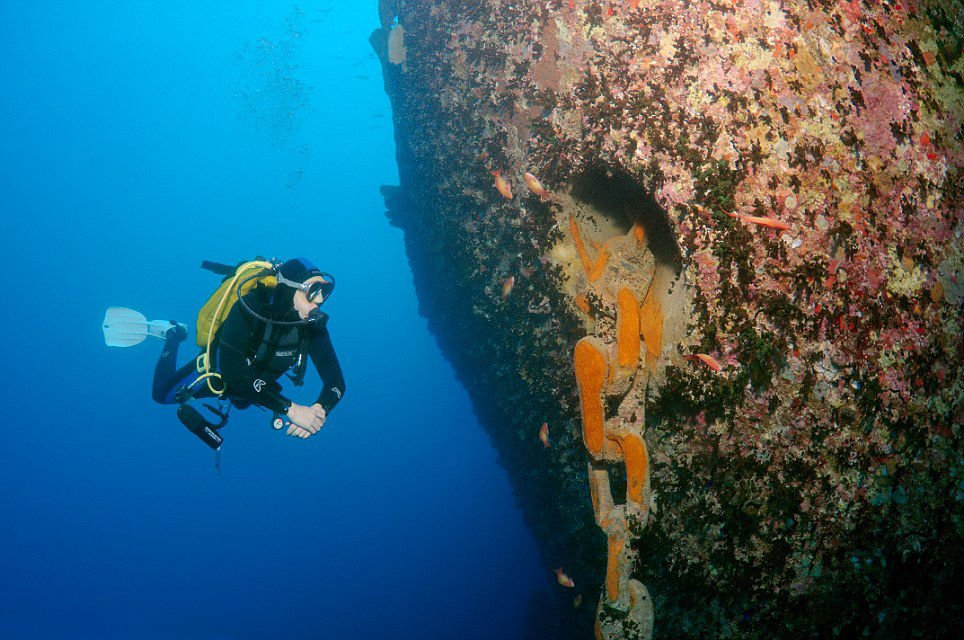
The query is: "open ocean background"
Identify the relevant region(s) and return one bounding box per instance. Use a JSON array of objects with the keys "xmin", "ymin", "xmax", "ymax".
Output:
[{"xmin": 0, "ymin": 2, "xmax": 546, "ymax": 638}]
